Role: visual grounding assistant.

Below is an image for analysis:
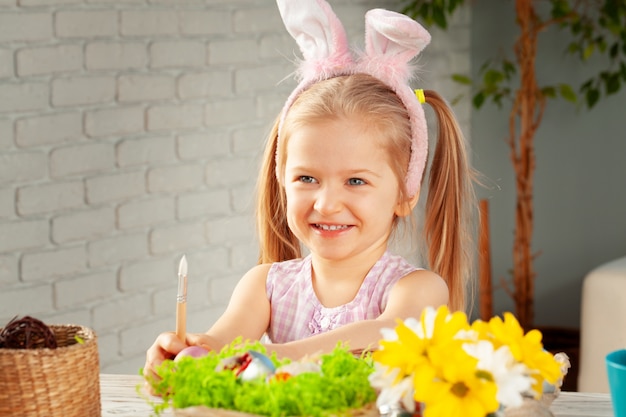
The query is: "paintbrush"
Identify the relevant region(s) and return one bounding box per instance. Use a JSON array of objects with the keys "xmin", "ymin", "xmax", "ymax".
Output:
[{"xmin": 176, "ymin": 255, "xmax": 188, "ymax": 342}]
